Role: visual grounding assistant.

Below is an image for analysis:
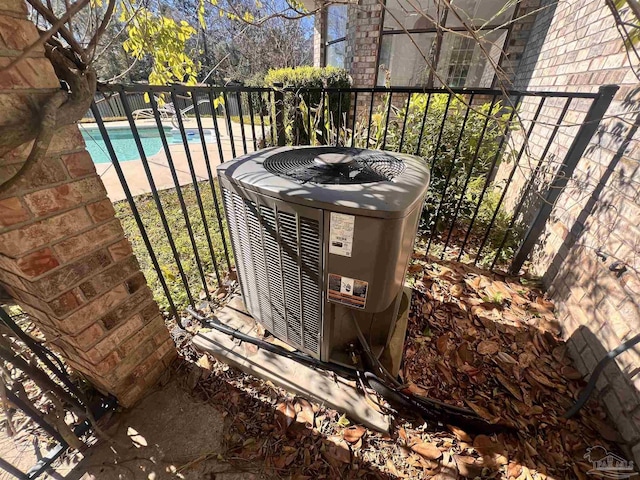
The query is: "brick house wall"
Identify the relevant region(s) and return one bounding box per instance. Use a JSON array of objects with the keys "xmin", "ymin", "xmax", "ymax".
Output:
[
  {"xmin": 344, "ymin": 0, "xmax": 382, "ymax": 88},
  {"xmin": 0, "ymin": 0, "xmax": 176, "ymax": 407},
  {"xmin": 313, "ymin": 1, "xmax": 327, "ymax": 68},
  {"xmin": 509, "ymin": 0, "xmax": 640, "ymax": 461}
]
